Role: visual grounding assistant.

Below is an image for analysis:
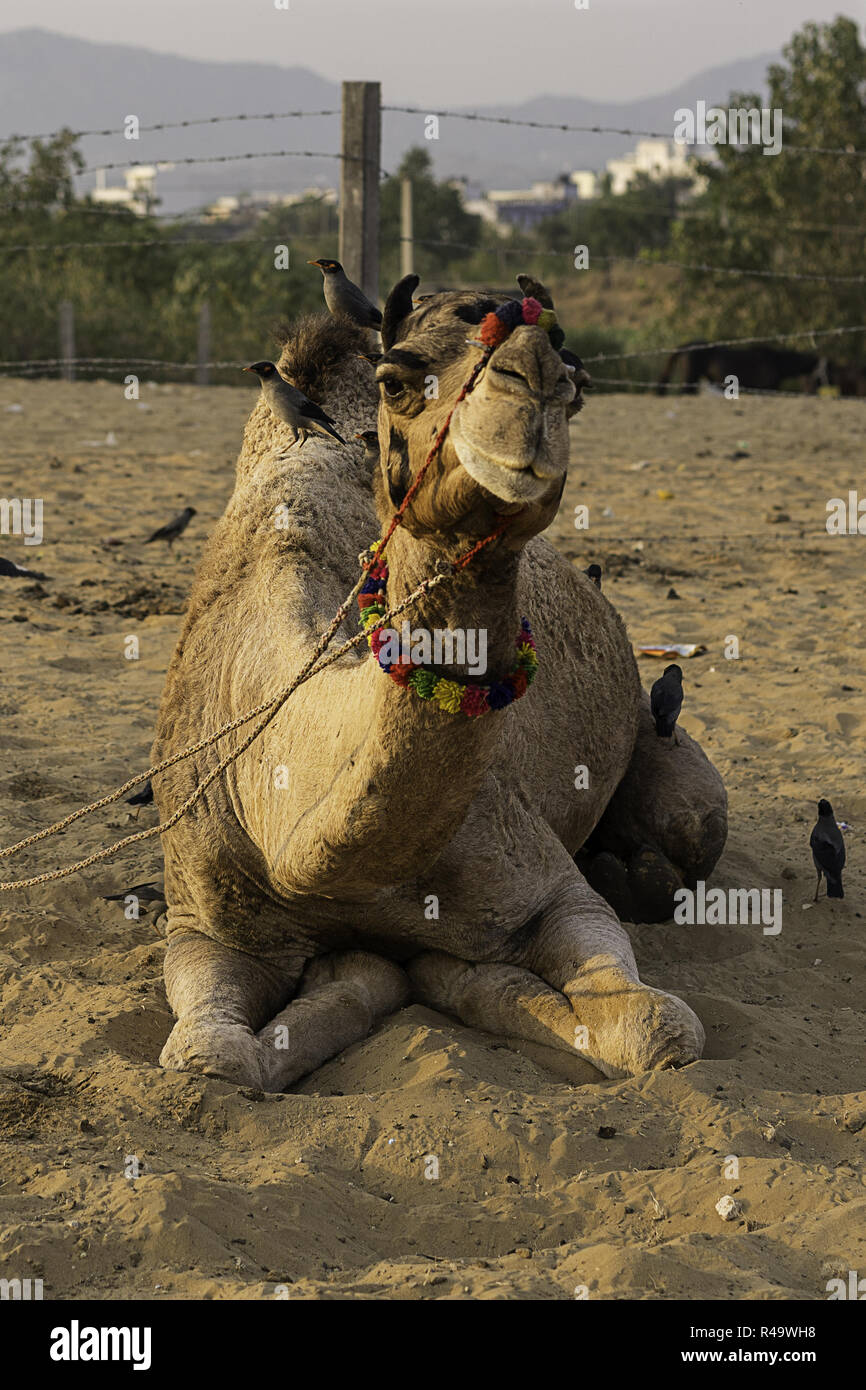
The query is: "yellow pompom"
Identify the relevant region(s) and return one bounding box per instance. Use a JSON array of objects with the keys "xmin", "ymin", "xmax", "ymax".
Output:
[
  {"xmin": 537, "ymin": 308, "xmax": 557, "ymax": 332},
  {"xmin": 432, "ymin": 679, "xmax": 464, "ymax": 714}
]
